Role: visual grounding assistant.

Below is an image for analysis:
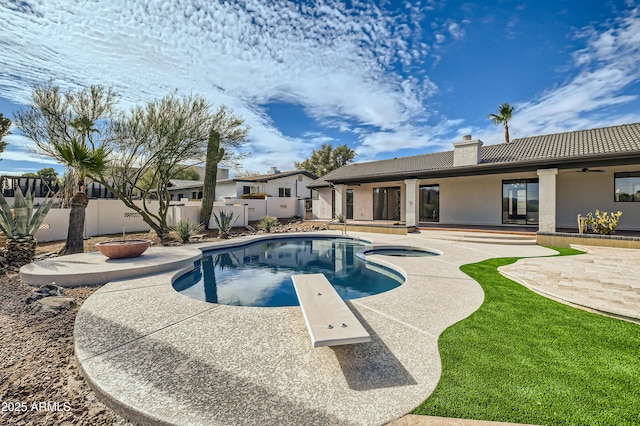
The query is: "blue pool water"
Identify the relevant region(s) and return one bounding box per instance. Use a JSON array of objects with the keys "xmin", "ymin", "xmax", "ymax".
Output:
[{"xmin": 173, "ymin": 237, "xmax": 404, "ymax": 307}]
